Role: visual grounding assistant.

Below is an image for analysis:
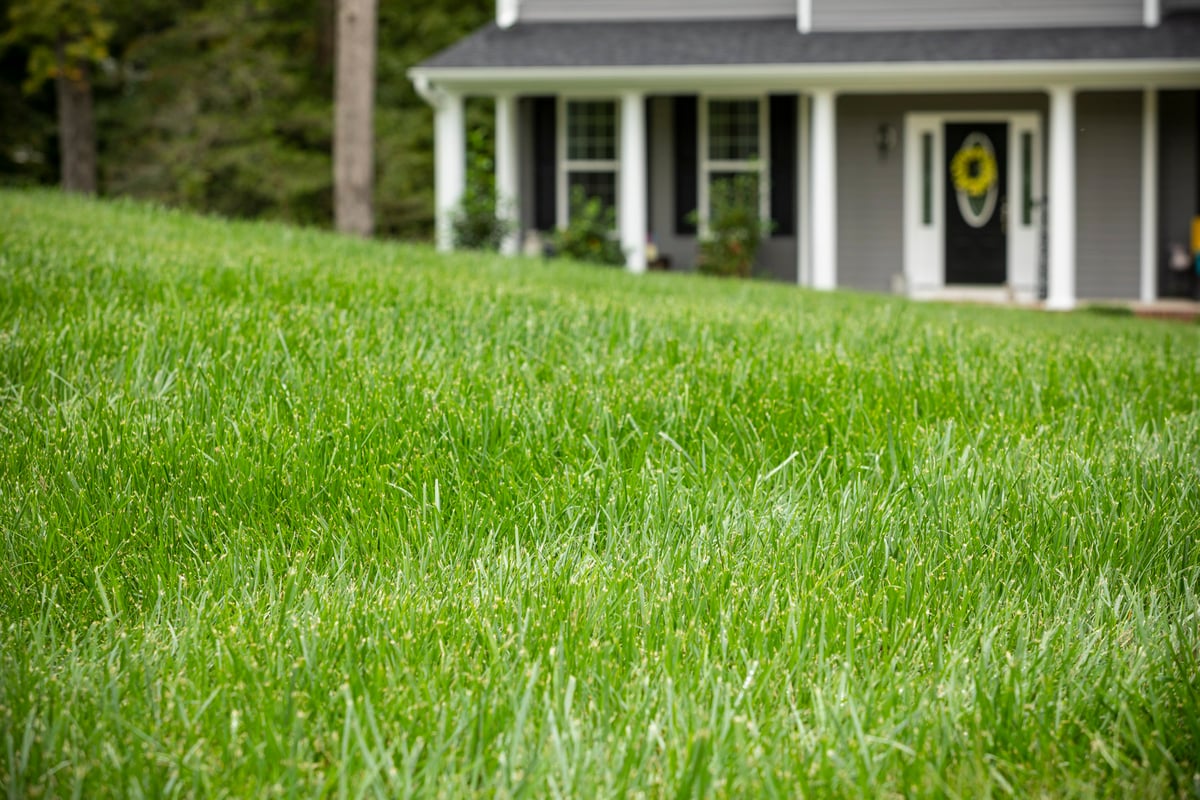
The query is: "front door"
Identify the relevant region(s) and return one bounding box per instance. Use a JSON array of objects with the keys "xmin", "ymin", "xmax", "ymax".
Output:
[{"xmin": 944, "ymin": 123, "xmax": 1008, "ymax": 285}]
